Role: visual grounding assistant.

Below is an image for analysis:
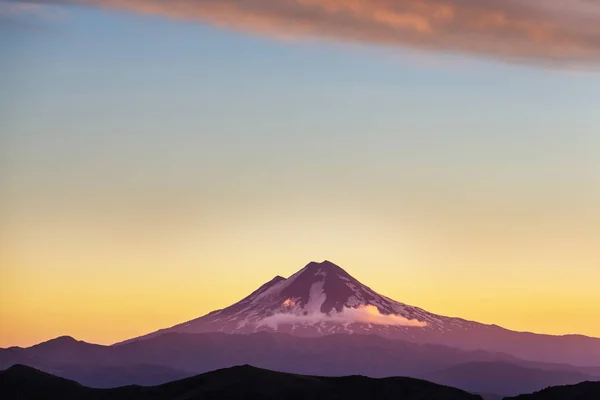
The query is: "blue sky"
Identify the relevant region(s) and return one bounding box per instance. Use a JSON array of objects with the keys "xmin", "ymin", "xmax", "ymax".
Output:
[
  {"xmin": 3, "ymin": 5, "xmax": 599, "ymax": 216},
  {"xmin": 1, "ymin": 2, "xmax": 599, "ymax": 345}
]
